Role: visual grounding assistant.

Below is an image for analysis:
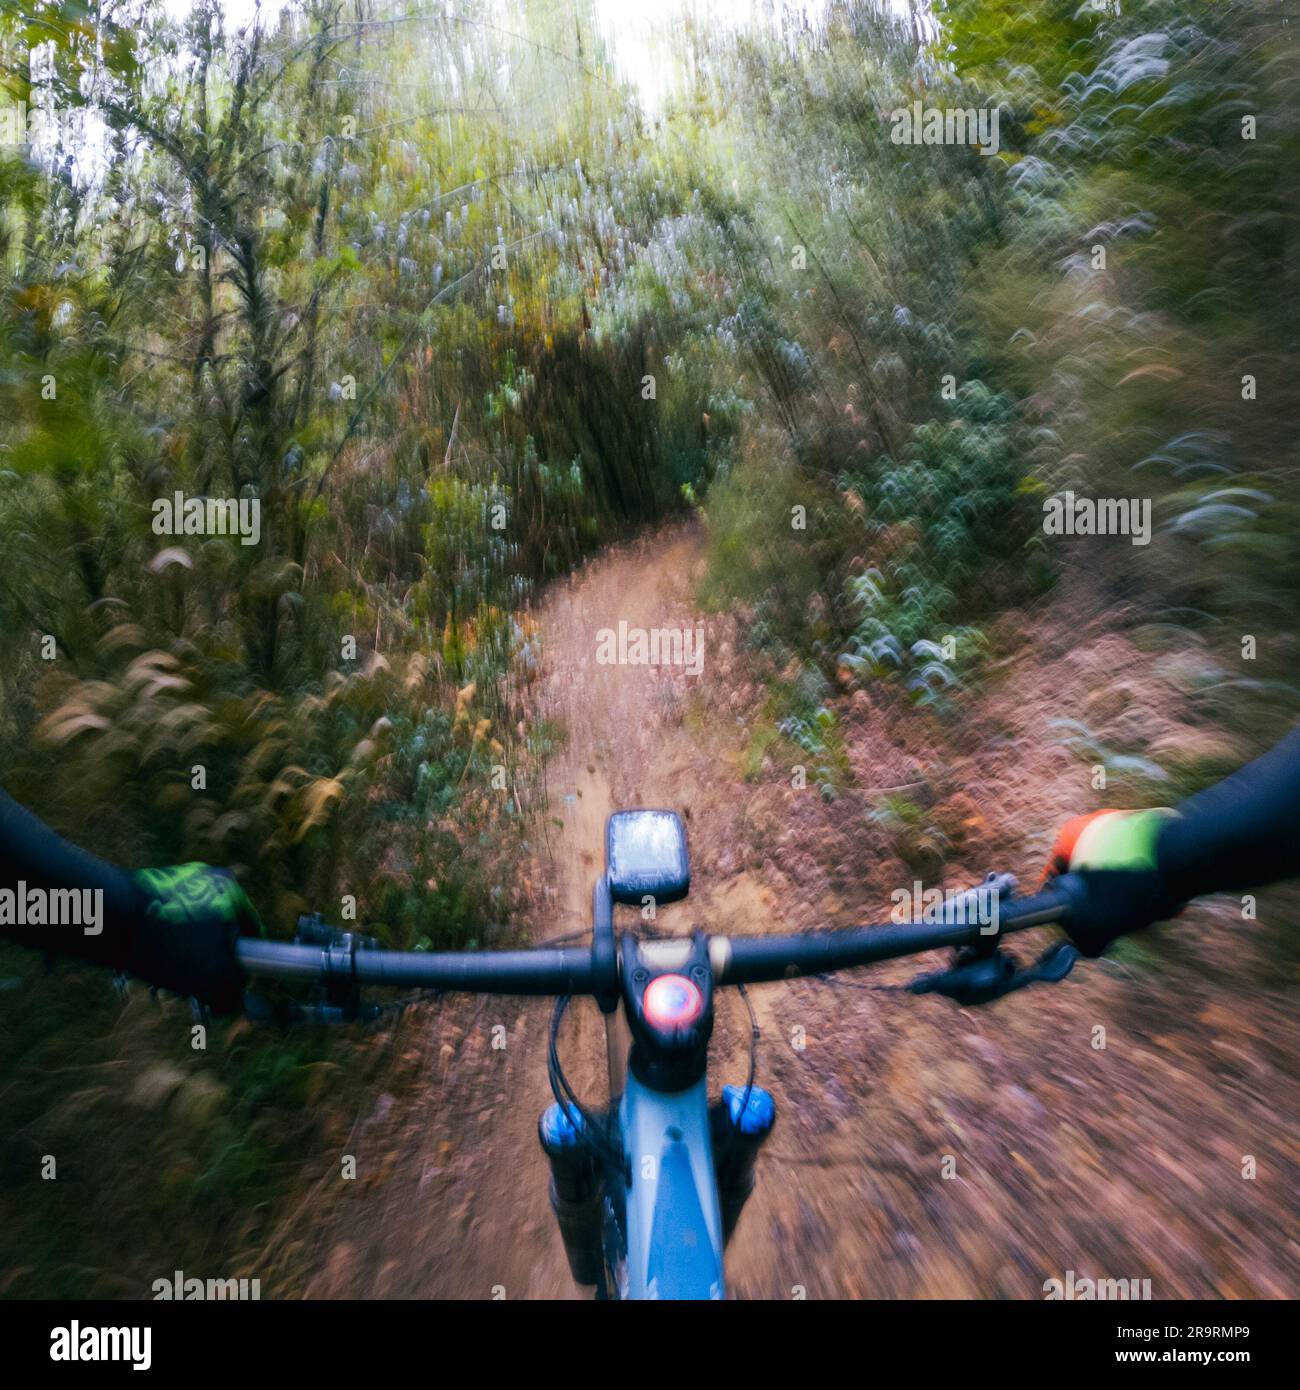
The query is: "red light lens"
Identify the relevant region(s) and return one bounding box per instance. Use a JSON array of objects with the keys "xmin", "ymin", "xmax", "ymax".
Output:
[{"xmin": 643, "ymin": 973, "xmax": 704, "ymax": 1030}]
